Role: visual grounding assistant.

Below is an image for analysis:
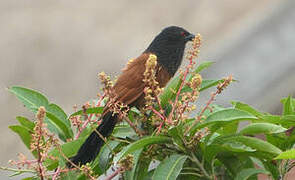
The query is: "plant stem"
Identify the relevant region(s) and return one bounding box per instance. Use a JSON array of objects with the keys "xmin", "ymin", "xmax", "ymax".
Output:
[
  {"xmin": 105, "ymin": 167, "xmax": 122, "ymax": 180},
  {"xmin": 123, "ymin": 116, "xmax": 144, "ymax": 136},
  {"xmin": 180, "ymin": 172, "xmax": 202, "ymax": 177},
  {"xmin": 190, "ymin": 153, "xmax": 211, "ymax": 179},
  {"xmin": 0, "ymin": 166, "xmax": 35, "ymax": 173}
]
